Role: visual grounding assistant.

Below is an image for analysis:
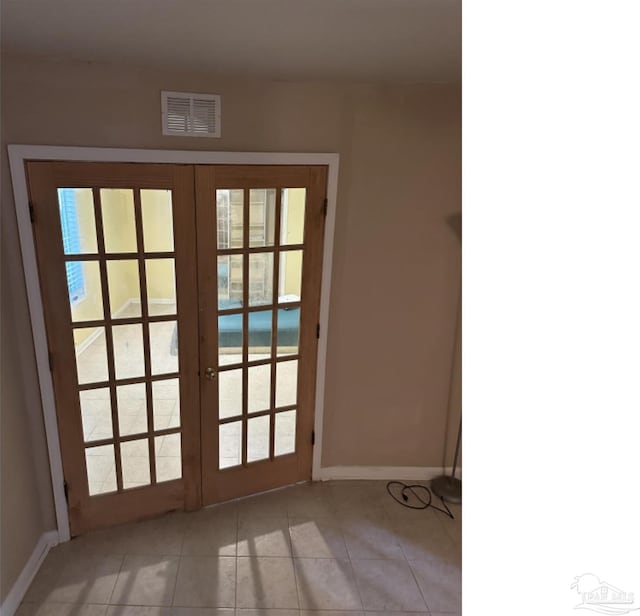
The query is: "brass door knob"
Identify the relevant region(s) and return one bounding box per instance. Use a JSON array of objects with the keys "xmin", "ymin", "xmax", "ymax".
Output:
[{"xmin": 204, "ymin": 367, "xmax": 217, "ymax": 381}]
